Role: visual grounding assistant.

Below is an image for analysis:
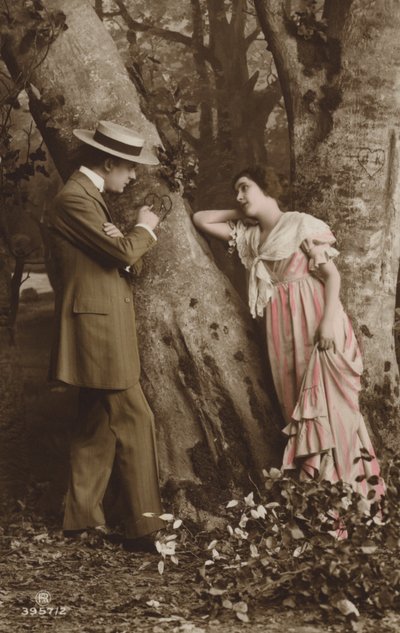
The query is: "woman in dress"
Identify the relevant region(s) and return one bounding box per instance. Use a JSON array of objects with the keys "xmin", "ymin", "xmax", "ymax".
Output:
[{"xmin": 193, "ymin": 165, "xmax": 384, "ymax": 500}]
